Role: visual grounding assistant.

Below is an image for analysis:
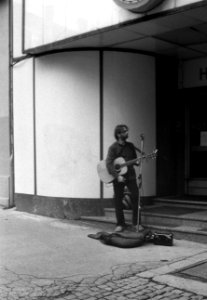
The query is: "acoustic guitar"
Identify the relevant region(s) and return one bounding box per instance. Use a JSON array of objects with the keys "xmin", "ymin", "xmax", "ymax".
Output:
[{"xmin": 97, "ymin": 149, "xmax": 158, "ymax": 183}]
